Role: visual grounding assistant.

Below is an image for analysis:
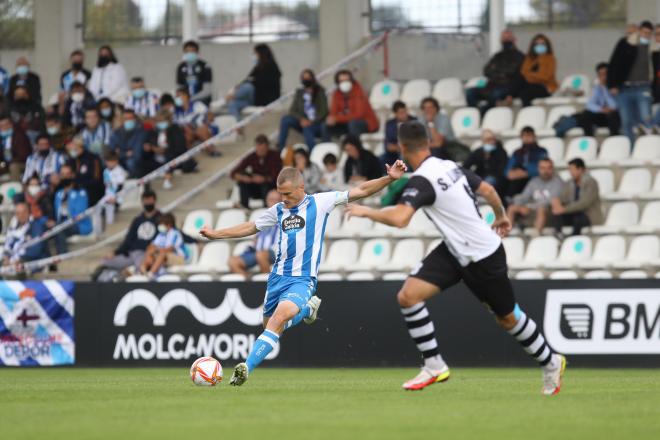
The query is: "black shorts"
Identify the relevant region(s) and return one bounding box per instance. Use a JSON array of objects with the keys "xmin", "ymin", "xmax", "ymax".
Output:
[{"xmin": 410, "ymin": 242, "xmax": 516, "ymax": 317}]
